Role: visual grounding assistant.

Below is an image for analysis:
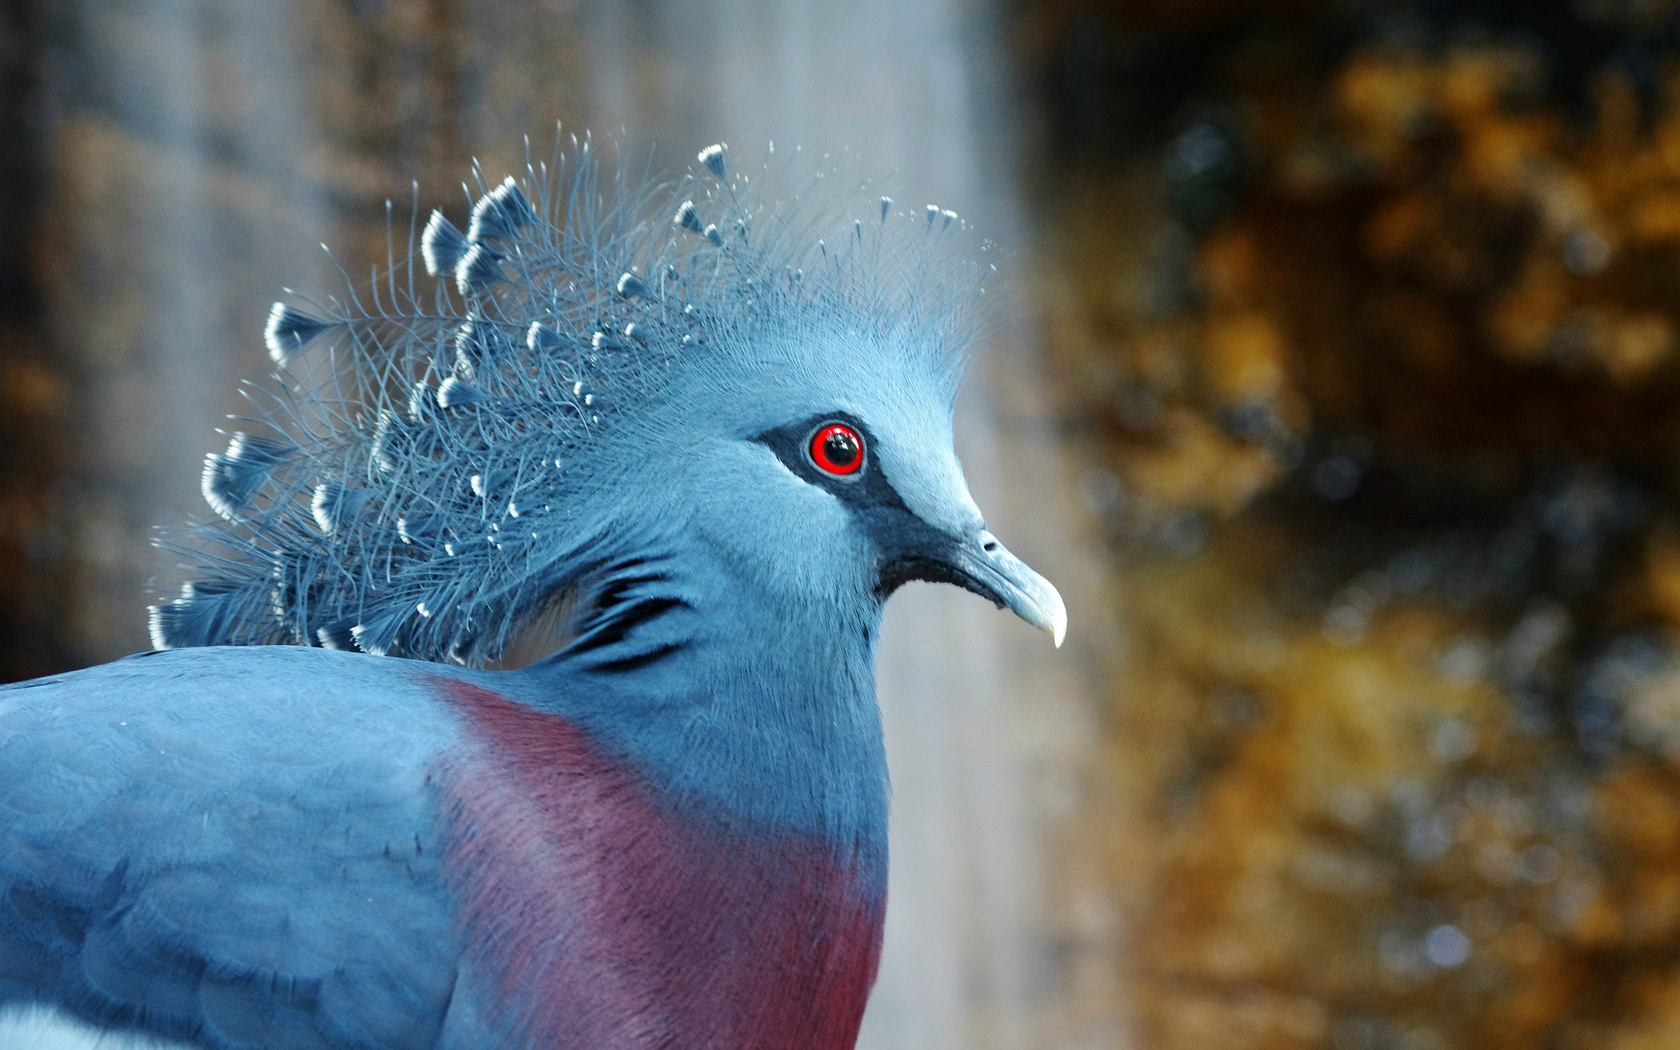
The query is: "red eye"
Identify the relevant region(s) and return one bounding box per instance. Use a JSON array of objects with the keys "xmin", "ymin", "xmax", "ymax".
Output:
[{"xmin": 809, "ymin": 423, "xmax": 865, "ymax": 476}]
